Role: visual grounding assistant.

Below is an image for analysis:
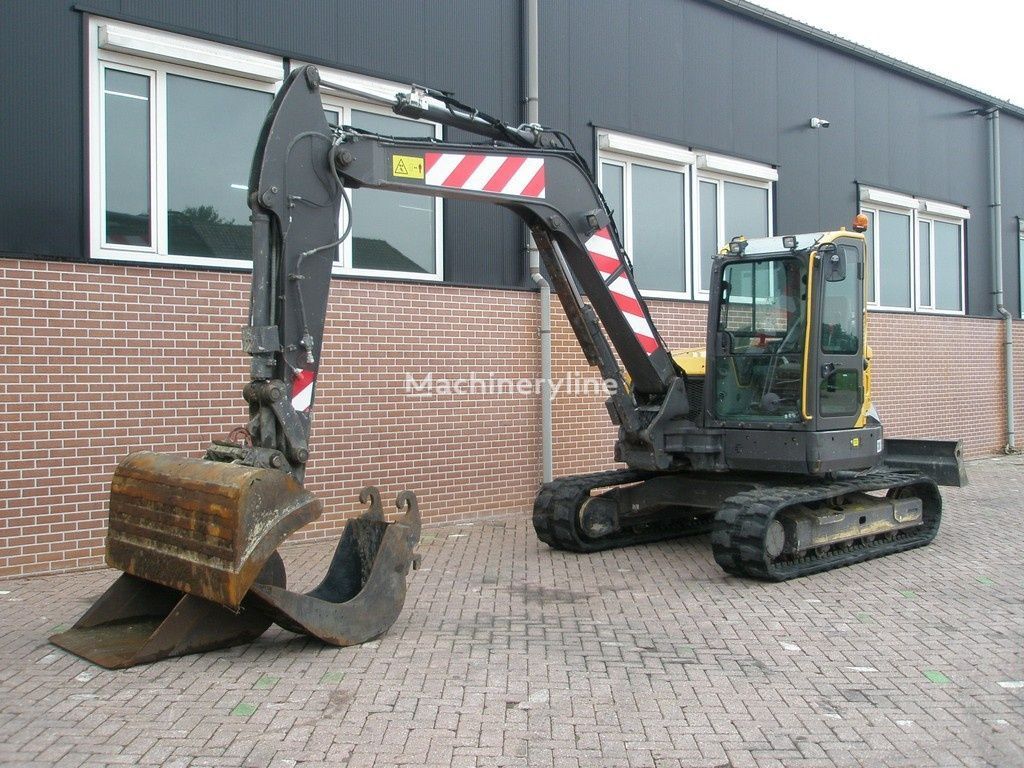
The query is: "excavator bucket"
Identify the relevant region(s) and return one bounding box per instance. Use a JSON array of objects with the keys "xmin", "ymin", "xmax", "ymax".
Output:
[
  {"xmin": 102, "ymin": 452, "xmax": 322, "ymax": 608},
  {"xmin": 246, "ymin": 488, "xmax": 421, "ymax": 646},
  {"xmin": 48, "ymin": 554, "xmax": 286, "ymax": 670},
  {"xmin": 50, "ymin": 453, "xmax": 421, "ymax": 668}
]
